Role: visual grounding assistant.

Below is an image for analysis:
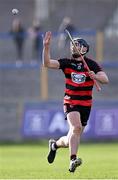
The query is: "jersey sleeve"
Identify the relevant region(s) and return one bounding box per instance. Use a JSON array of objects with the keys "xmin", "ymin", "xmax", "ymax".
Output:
[
  {"xmin": 90, "ymin": 60, "xmax": 103, "ymax": 74},
  {"xmin": 58, "ymin": 58, "xmax": 70, "ymax": 70}
]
